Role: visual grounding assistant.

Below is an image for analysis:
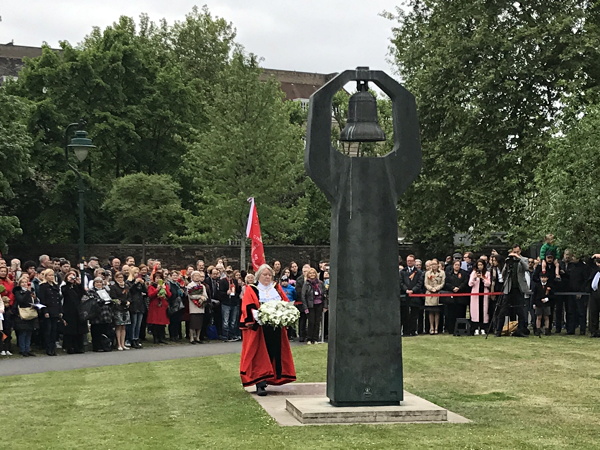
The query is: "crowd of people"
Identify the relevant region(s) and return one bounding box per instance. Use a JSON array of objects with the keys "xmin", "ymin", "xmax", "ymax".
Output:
[
  {"xmin": 1, "ymin": 234, "xmax": 599, "ymax": 361},
  {"xmin": 400, "ymin": 235, "xmax": 600, "ymax": 338},
  {"xmin": 0, "ymin": 254, "xmax": 330, "ymax": 358}
]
